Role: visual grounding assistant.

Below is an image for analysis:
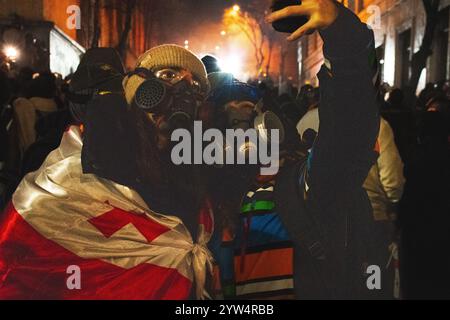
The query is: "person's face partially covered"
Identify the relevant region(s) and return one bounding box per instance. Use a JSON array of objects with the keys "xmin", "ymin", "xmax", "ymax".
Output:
[
  {"xmin": 155, "ymin": 67, "xmax": 202, "ymax": 92},
  {"xmin": 145, "ymin": 67, "xmax": 206, "ymax": 150},
  {"xmin": 222, "ymin": 100, "xmax": 257, "ymax": 159},
  {"xmin": 224, "ymin": 100, "xmax": 255, "ymax": 130},
  {"xmin": 128, "ymin": 66, "xmax": 209, "ymax": 211}
]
